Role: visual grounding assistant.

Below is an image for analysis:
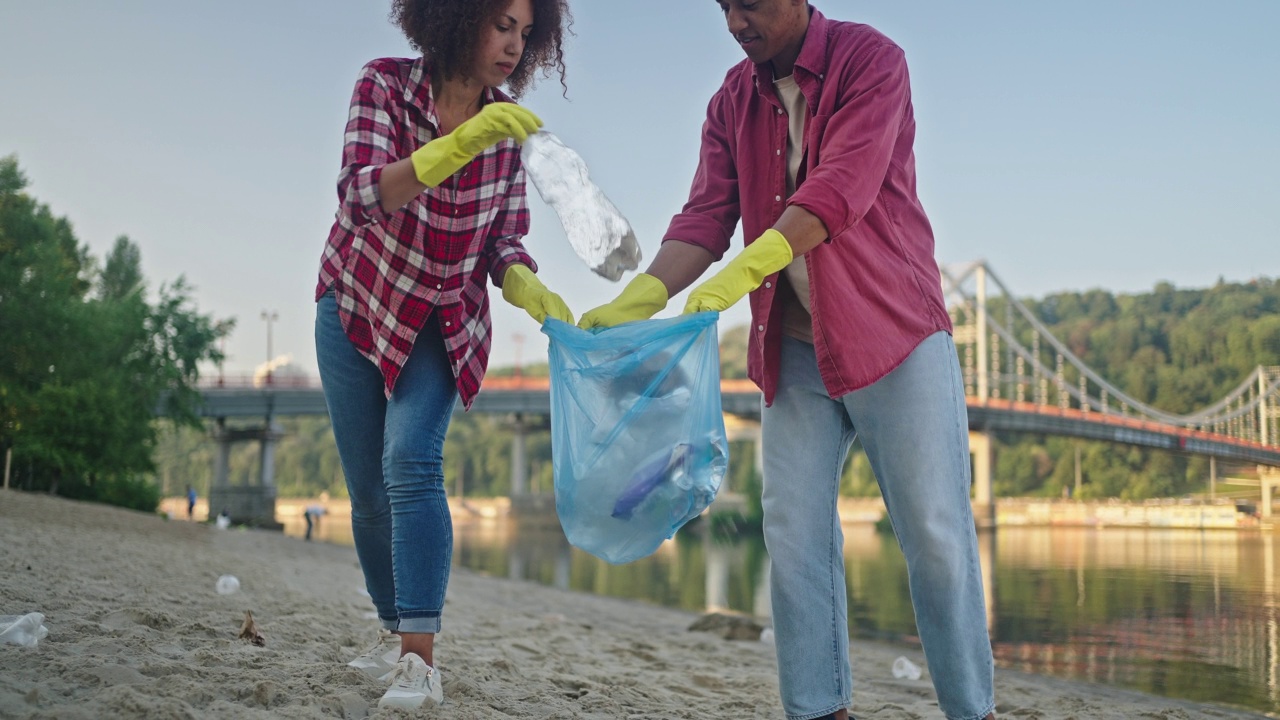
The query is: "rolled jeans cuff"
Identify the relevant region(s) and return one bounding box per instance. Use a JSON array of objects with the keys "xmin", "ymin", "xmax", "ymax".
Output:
[{"xmin": 396, "ymin": 613, "xmax": 442, "ymax": 635}]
